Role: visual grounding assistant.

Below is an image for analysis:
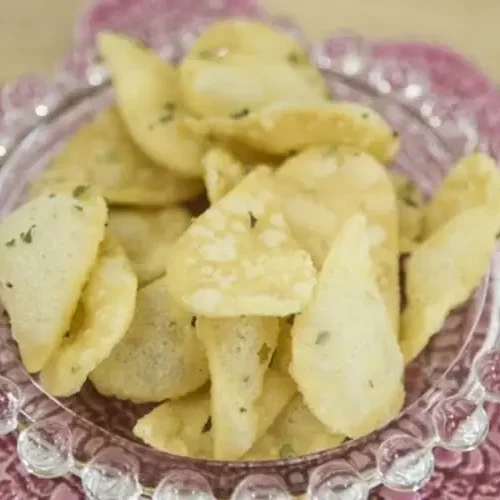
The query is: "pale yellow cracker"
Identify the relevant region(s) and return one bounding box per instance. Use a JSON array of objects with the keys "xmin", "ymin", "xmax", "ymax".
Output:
[
  {"xmin": 197, "ymin": 315, "xmax": 279, "ymax": 460},
  {"xmin": 107, "ymin": 206, "xmax": 191, "ymax": 285},
  {"xmin": 165, "ymin": 166, "xmax": 316, "ymax": 317},
  {"xmin": 29, "ymin": 107, "xmax": 203, "ymax": 206},
  {"xmin": 39, "ymin": 237, "xmax": 137, "ymax": 396},
  {"xmin": 245, "ymin": 393, "xmax": 345, "ymax": 460},
  {"xmin": 277, "ymin": 147, "xmax": 400, "ymax": 331},
  {"xmin": 0, "ymin": 192, "xmax": 107, "ymax": 372},
  {"xmin": 185, "ymin": 102, "xmax": 399, "ymax": 163},
  {"xmin": 181, "ymin": 19, "xmax": 327, "ymax": 118},
  {"xmin": 180, "ymin": 54, "xmax": 327, "ymax": 119},
  {"xmin": 289, "ymin": 215, "xmax": 405, "ymax": 438},
  {"xmin": 424, "ymin": 153, "xmax": 500, "ymax": 237},
  {"xmin": 90, "ymin": 277, "xmax": 209, "ymax": 403},
  {"xmin": 98, "ymin": 32, "xmax": 206, "ymax": 177},
  {"xmin": 133, "ymin": 368, "xmax": 295, "ymax": 459},
  {"xmin": 401, "ymin": 206, "xmax": 499, "ymax": 363},
  {"xmin": 202, "ymin": 146, "xmax": 247, "ymax": 204}
]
